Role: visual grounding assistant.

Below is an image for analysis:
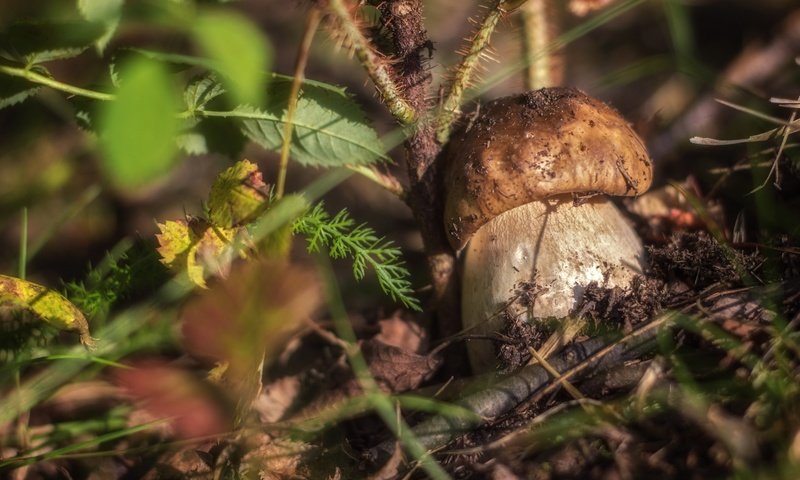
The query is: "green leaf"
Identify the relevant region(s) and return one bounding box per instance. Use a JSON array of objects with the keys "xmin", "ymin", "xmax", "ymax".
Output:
[
  {"xmin": 0, "ymin": 21, "xmax": 105, "ymax": 65},
  {"xmin": 176, "ymin": 132, "xmax": 208, "ymax": 155},
  {"xmin": 0, "ymin": 275, "xmax": 94, "ymax": 348},
  {"xmin": 77, "ymin": 0, "xmax": 124, "ymax": 53},
  {"xmin": 208, "ymin": 160, "xmax": 271, "ymax": 228},
  {"xmin": 98, "ymin": 58, "xmax": 181, "ymax": 188},
  {"xmin": 192, "ymin": 10, "xmax": 271, "ymax": 107},
  {"xmin": 184, "ymin": 74, "xmax": 226, "ymax": 112},
  {"xmin": 0, "ymin": 73, "xmax": 41, "ymax": 110},
  {"xmin": 241, "ymin": 80, "xmax": 388, "ymax": 167}
]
